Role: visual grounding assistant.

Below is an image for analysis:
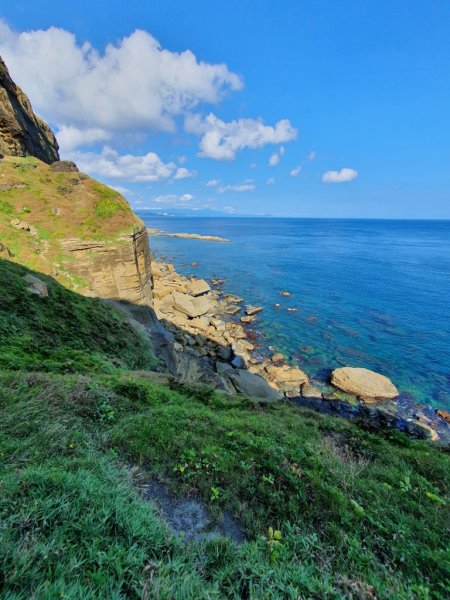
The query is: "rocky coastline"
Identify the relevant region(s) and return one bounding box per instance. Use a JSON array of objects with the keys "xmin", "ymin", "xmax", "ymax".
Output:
[
  {"xmin": 147, "ymin": 228, "xmax": 230, "ymax": 242},
  {"xmin": 150, "ymin": 253, "xmax": 450, "ymax": 444}
]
